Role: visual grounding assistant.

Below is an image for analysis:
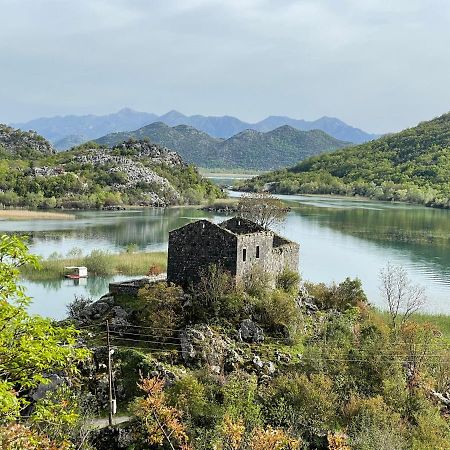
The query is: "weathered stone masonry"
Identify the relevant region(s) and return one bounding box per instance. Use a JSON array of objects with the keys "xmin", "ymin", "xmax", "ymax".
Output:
[{"xmin": 167, "ymin": 217, "xmax": 299, "ymax": 286}]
